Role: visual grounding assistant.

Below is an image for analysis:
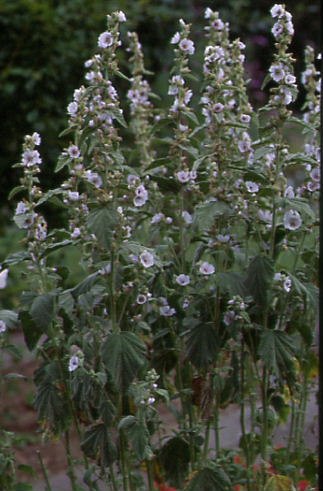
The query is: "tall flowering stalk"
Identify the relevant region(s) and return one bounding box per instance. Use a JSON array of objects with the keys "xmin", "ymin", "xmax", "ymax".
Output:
[
  {"xmin": 5, "ymin": 5, "xmax": 319, "ymax": 491},
  {"xmin": 126, "ymin": 31, "xmax": 156, "ymax": 170}
]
